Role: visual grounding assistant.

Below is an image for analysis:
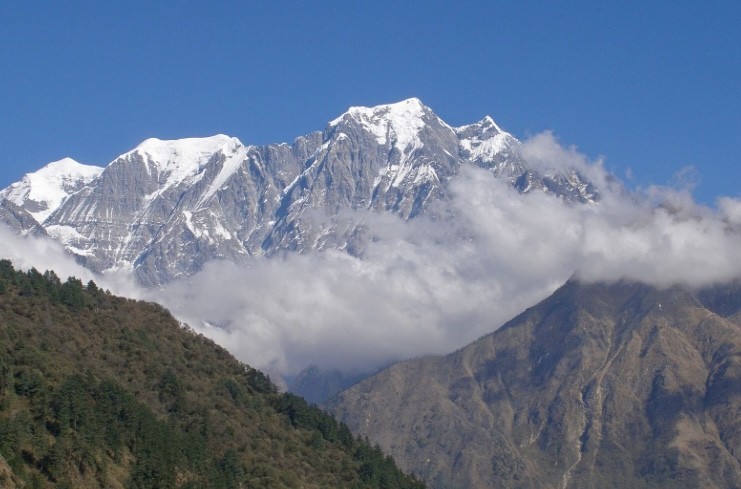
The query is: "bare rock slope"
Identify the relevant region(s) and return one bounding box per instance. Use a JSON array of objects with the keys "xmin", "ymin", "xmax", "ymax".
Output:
[{"xmin": 329, "ymin": 280, "xmax": 741, "ymax": 489}]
